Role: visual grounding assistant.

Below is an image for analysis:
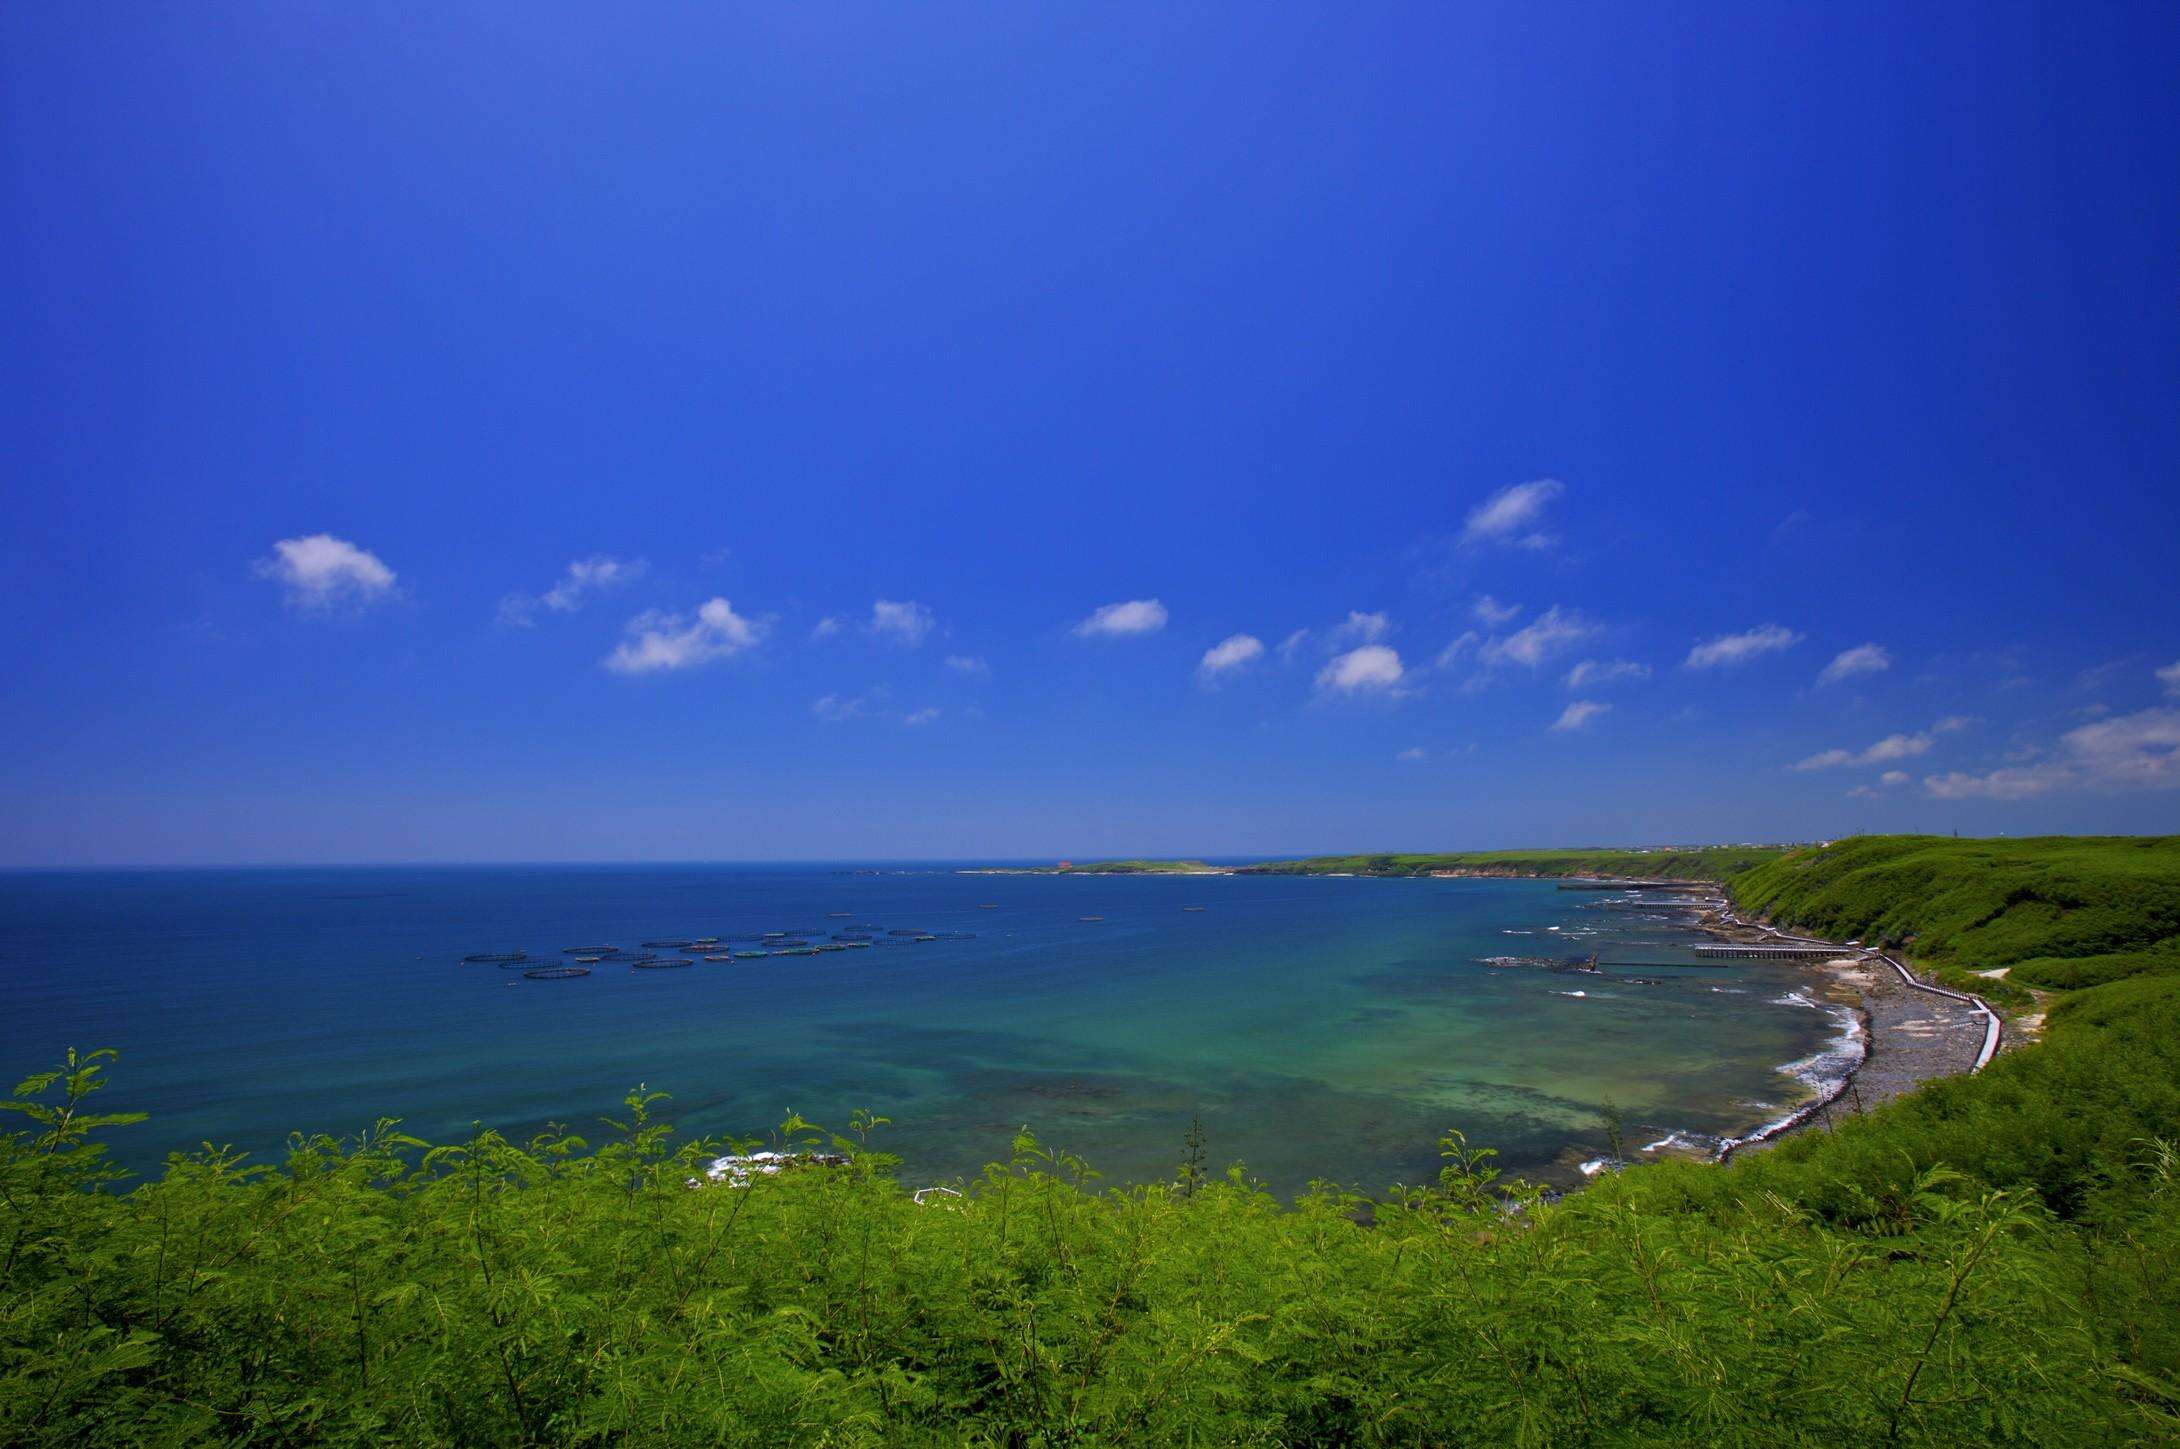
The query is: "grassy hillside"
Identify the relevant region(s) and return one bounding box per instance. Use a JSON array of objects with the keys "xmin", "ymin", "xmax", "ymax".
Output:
[
  {"xmin": 1731, "ymin": 835, "xmax": 2180, "ymax": 994},
  {"xmin": 1240, "ymin": 845, "xmax": 1789, "ymax": 880},
  {"xmin": 7, "ymin": 834, "xmax": 2180, "ymax": 1442}
]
